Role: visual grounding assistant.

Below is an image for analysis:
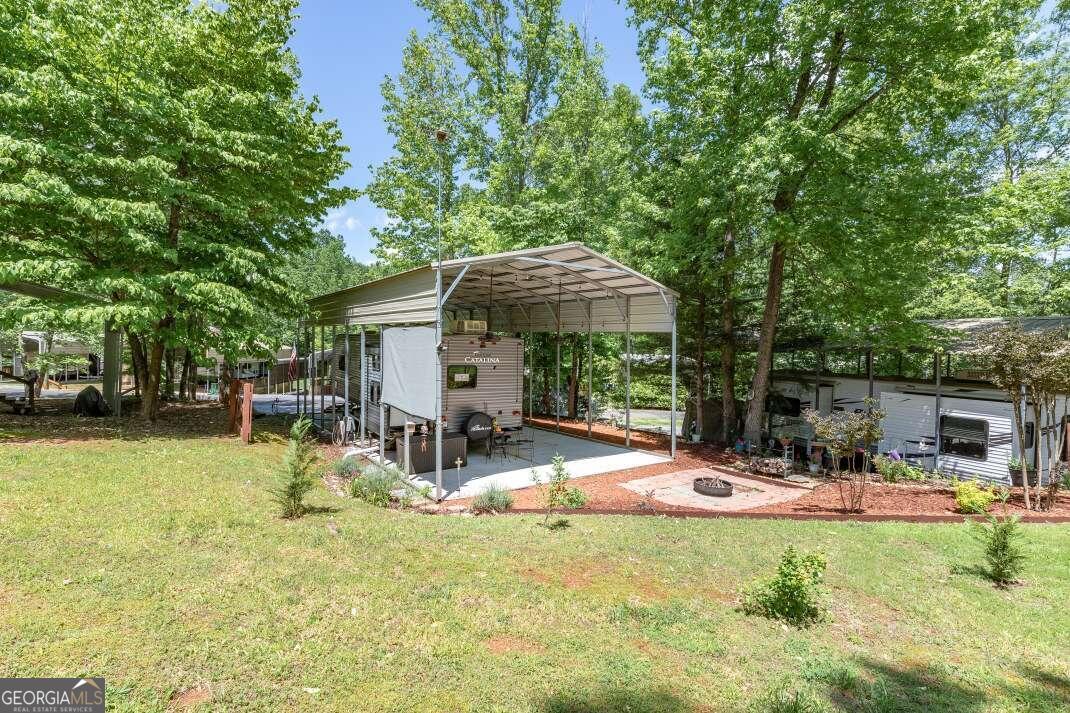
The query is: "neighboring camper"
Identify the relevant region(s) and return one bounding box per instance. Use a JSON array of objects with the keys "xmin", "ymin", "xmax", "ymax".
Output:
[{"xmin": 767, "ymin": 372, "xmax": 1064, "ymax": 484}]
